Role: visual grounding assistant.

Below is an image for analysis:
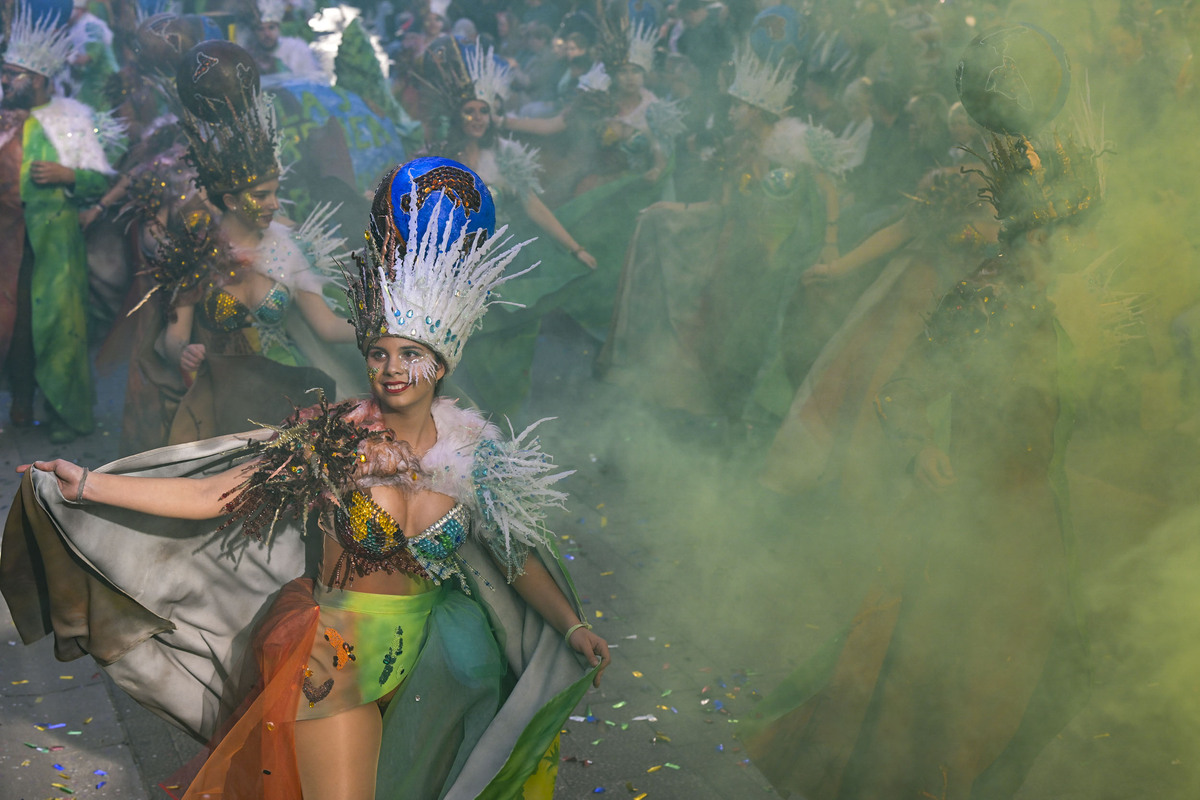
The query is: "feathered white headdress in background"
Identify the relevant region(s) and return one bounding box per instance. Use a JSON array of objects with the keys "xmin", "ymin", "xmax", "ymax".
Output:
[
  {"xmin": 464, "ymin": 45, "xmax": 512, "ymax": 111},
  {"xmin": 728, "ymin": 46, "xmax": 799, "ymax": 117},
  {"xmin": 4, "ymin": 3, "xmax": 74, "ymax": 79}
]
